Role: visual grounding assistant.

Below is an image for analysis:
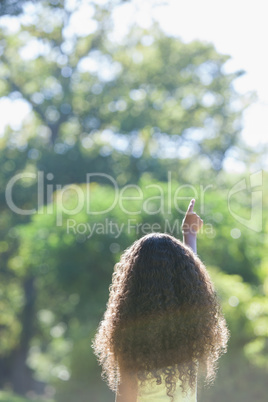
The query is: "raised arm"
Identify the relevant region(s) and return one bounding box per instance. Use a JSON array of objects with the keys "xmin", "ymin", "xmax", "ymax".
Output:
[{"xmin": 181, "ymin": 199, "xmax": 203, "ymax": 254}]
